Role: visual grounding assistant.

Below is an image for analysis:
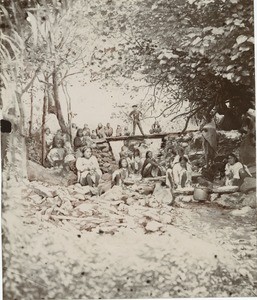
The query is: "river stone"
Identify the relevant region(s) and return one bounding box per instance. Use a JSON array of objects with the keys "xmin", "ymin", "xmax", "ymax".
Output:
[
  {"xmin": 29, "ymin": 182, "xmax": 55, "ymax": 198},
  {"xmin": 240, "ymin": 177, "xmax": 256, "ymax": 193},
  {"xmin": 73, "ymin": 193, "xmax": 86, "ymax": 201},
  {"xmin": 241, "ymin": 191, "xmax": 256, "ymax": 208},
  {"xmin": 230, "ymin": 206, "xmax": 253, "ymax": 216},
  {"xmin": 29, "ymin": 194, "xmax": 44, "ymax": 204},
  {"xmin": 153, "ymin": 184, "xmax": 173, "ymax": 205},
  {"xmin": 100, "ymin": 186, "xmax": 123, "ymax": 201},
  {"xmin": 210, "ymin": 193, "xmax": 219, "ymax": 202},
  {"xmin": 145, "ymin": 221, "xmax": 162, "ymax": 232},
  {"xmin": 75, "ymin": 203, "xmax": 97, "ymax": 214},
  {"xmin": 160, "ymin": 214, "xmax": 172, "ymax": 224}
]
